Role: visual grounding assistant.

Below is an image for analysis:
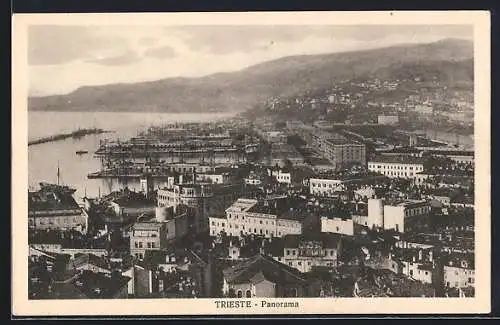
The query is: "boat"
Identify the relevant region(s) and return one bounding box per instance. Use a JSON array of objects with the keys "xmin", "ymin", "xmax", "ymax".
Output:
[{"xmin": 76, "ymin": 150, "xmax": 89, "ymax": 155}]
